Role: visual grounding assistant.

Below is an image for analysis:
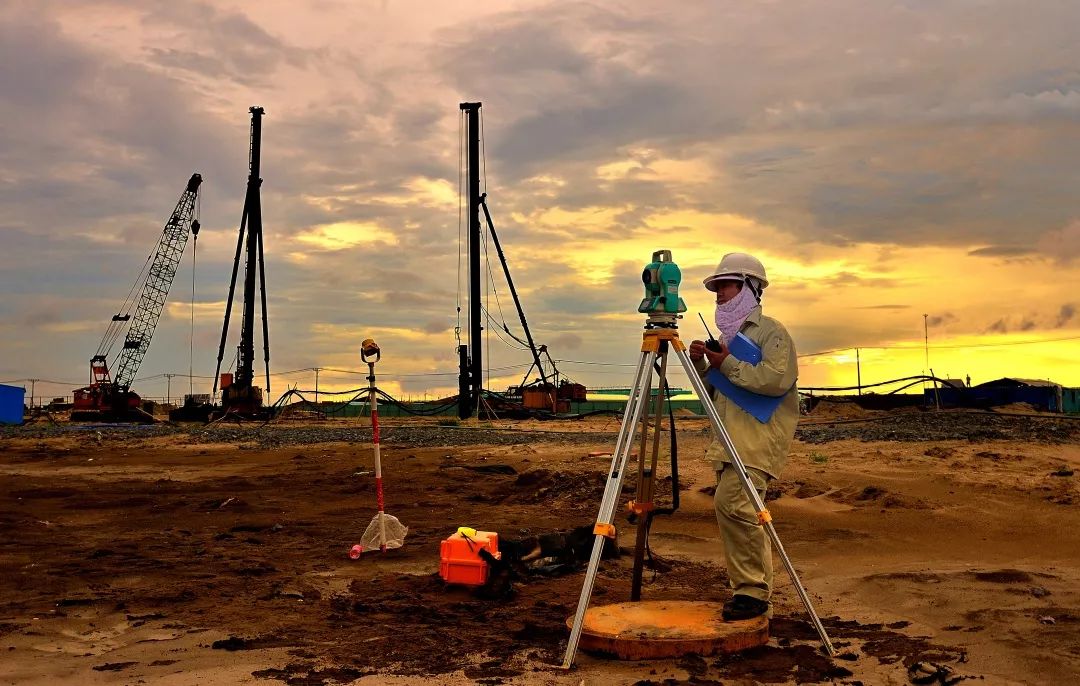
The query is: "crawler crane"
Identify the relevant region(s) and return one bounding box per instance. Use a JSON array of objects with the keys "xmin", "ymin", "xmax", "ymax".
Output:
[{"xmin": 72, "ymin": 173, "xmax": 203, "ymax": 421}]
